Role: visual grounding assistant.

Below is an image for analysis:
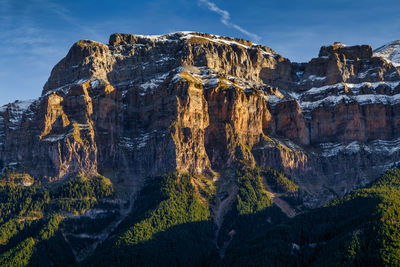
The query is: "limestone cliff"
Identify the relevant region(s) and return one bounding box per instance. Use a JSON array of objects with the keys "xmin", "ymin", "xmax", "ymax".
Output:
[{"xmin": 1, "ymin": 32, "xmax": 400, "ymax": 204}]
